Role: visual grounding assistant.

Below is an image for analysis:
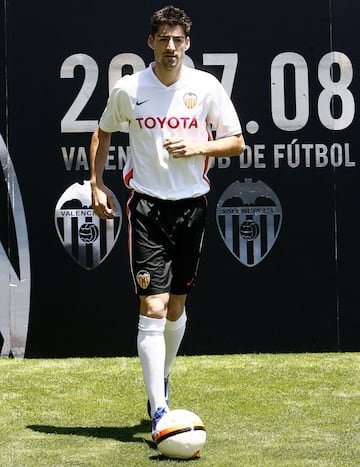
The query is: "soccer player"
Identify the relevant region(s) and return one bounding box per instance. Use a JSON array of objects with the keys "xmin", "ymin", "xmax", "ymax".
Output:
[{"xmin": 90, "ymin": 5, "xmax": 245, "ymax": 438}]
